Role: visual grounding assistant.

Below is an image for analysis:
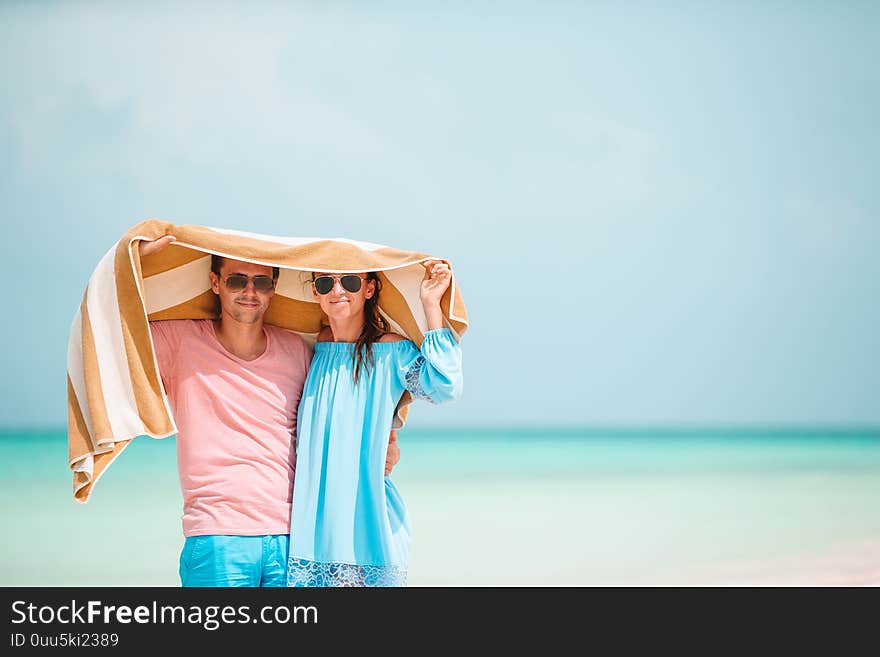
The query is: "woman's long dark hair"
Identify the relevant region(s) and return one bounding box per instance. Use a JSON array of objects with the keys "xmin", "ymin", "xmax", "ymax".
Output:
[{"xmin": 352, "ymin": 272, "xmax": 389, "ymax": 383}]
